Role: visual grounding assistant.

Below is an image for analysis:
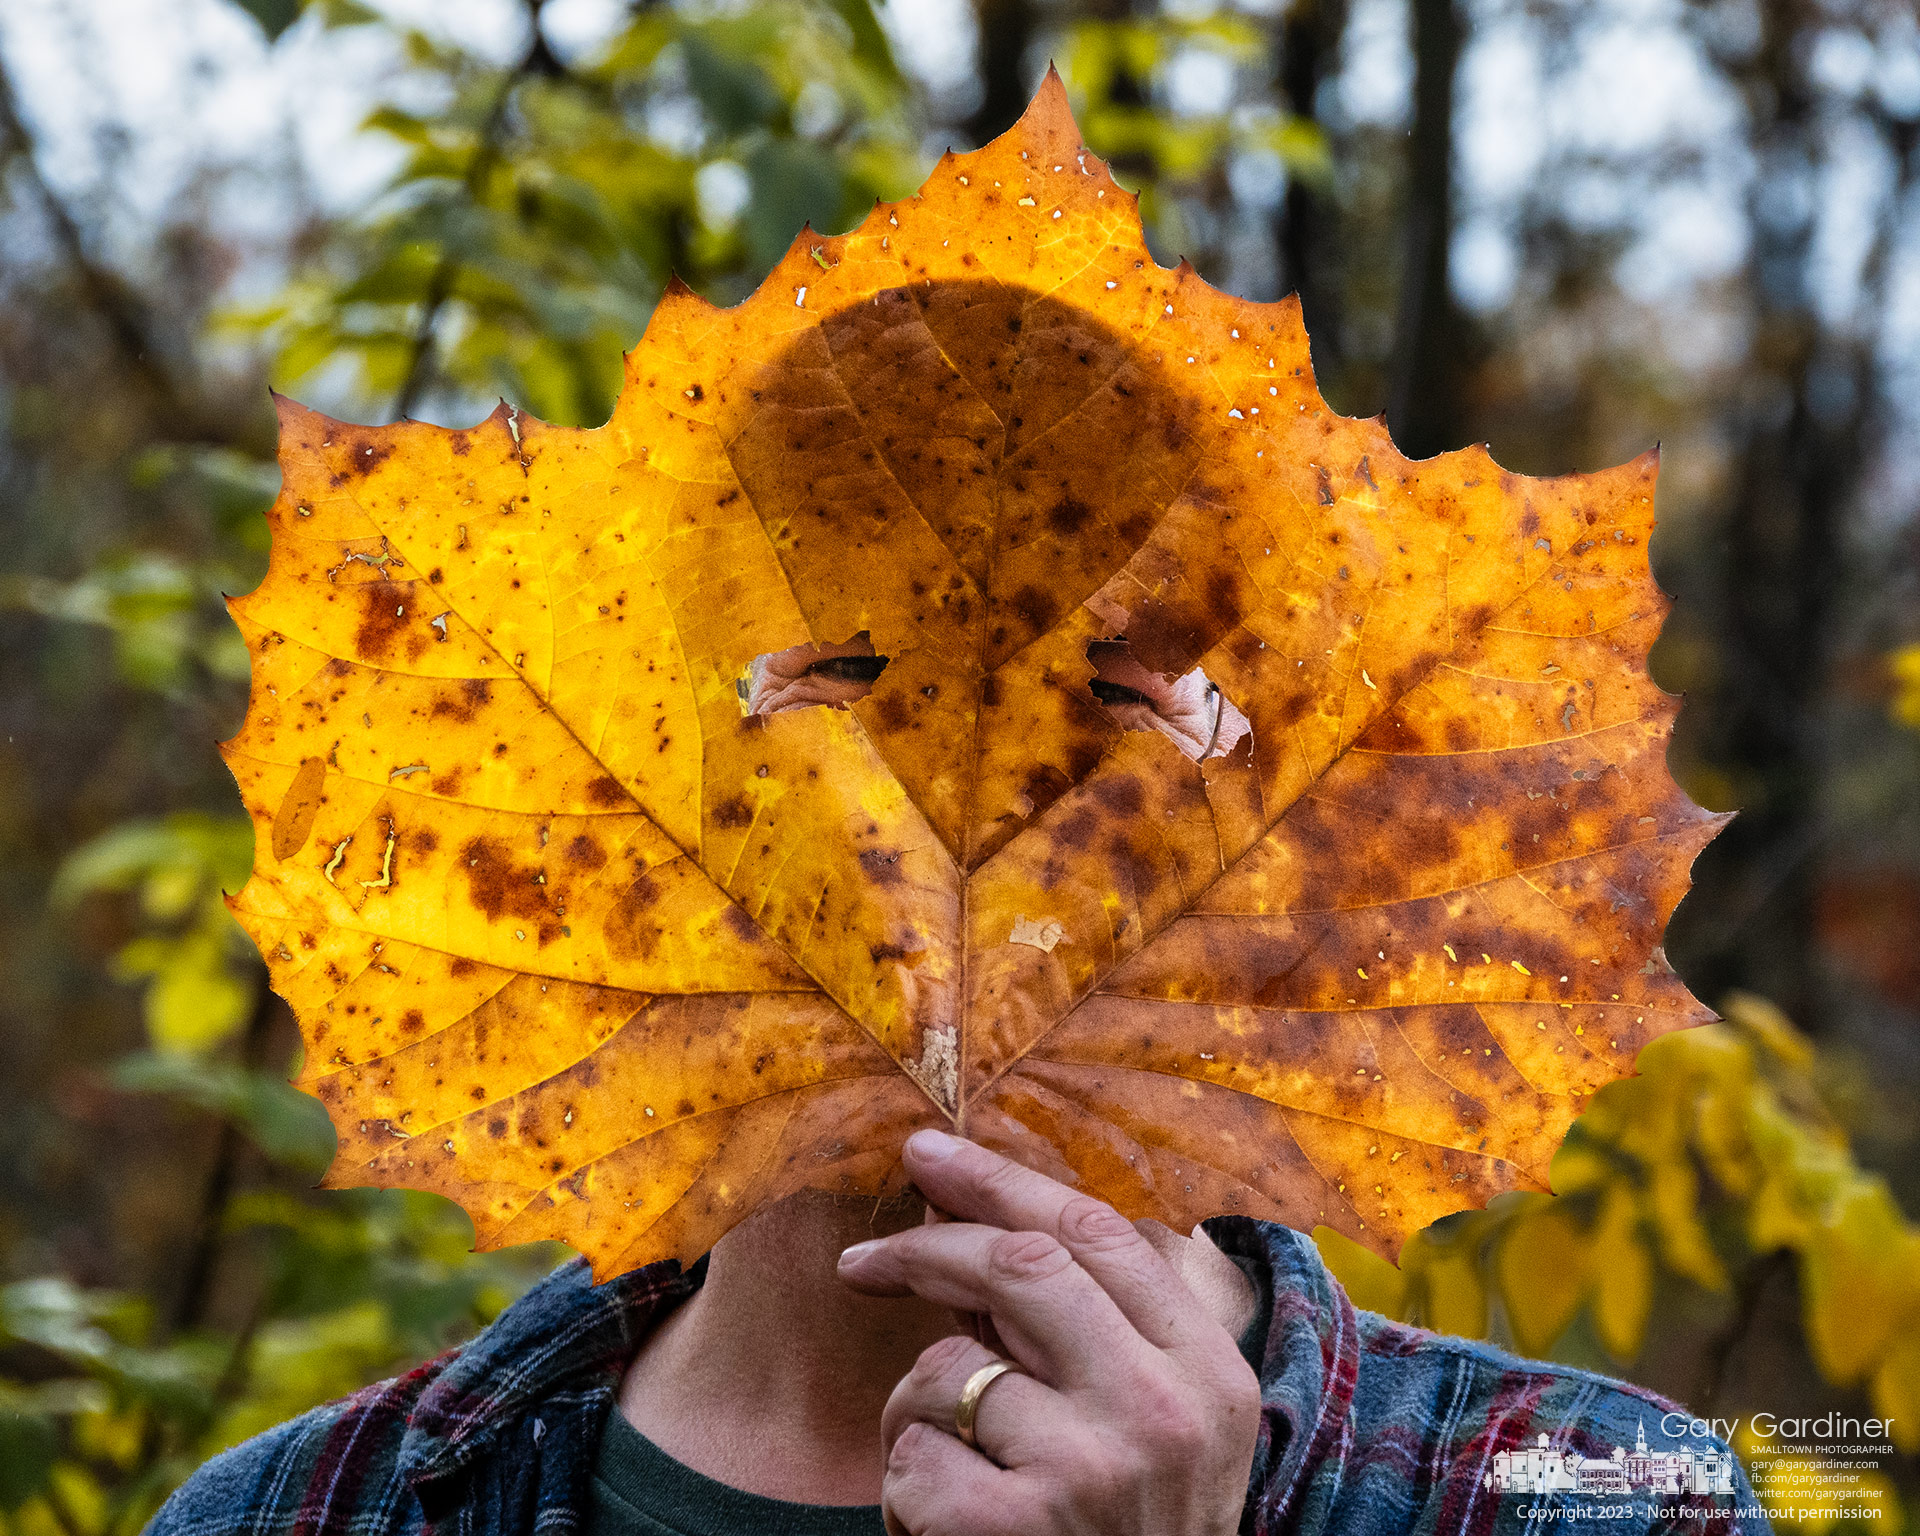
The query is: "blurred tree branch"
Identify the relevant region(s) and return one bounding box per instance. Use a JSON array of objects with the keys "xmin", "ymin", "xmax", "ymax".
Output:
[
  {"xmin": 0, "ymin": 59, "xmax": 270, "ymax": 455},
  {"xmin": 166, "ymin": 978, "xmax": 280, "ymax": 1336},
  {"xmin": 392, "ymin": 0, "xmax": 570, "ymax": 420}
]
